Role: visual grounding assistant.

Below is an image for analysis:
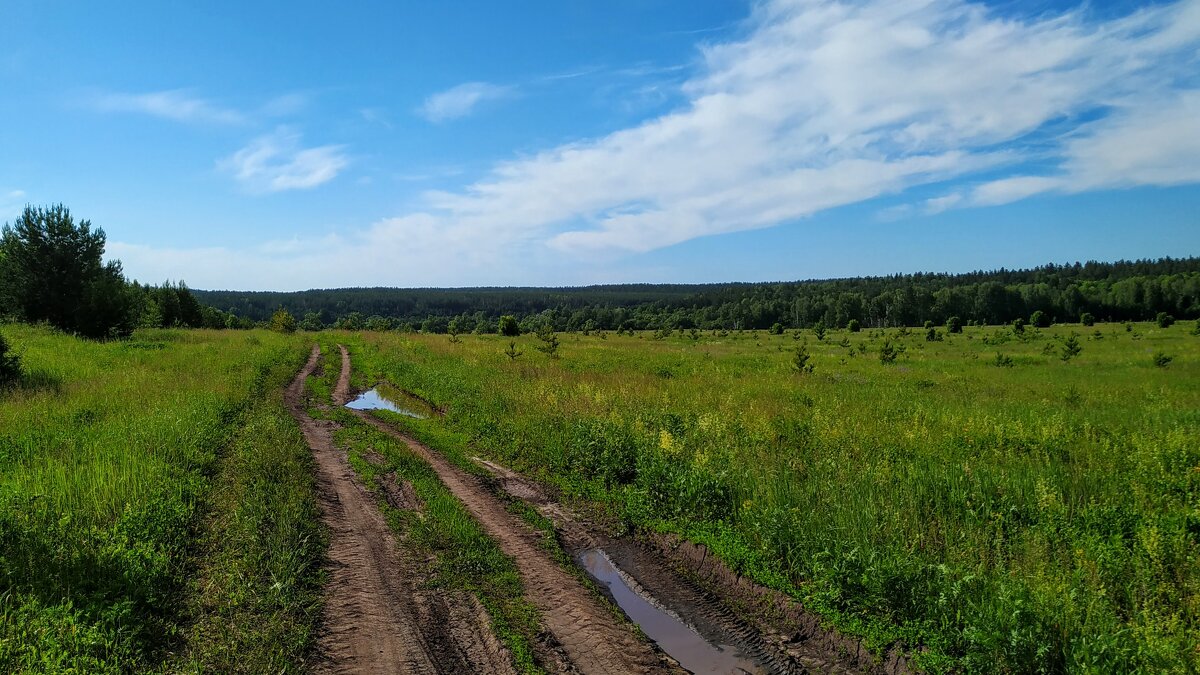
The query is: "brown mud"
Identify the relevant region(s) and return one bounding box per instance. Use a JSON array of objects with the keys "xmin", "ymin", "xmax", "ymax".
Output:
[
  {"xmin": 287, "ymin": 345, "xmax": 515, "ymax": 674},
  {"xmin": 472, "ymin": 457, "xmax": 915, "ymax": 674}
]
